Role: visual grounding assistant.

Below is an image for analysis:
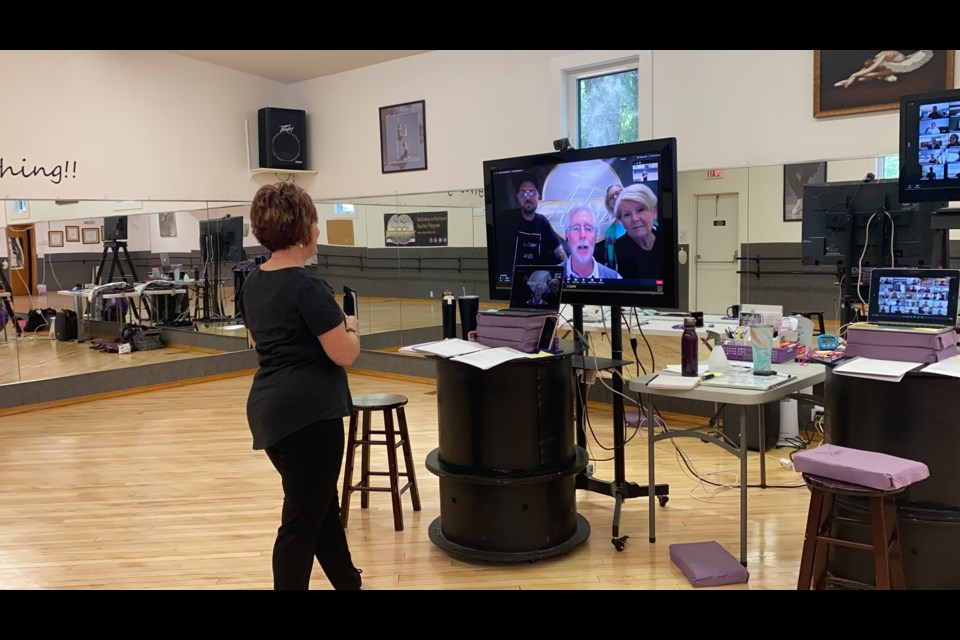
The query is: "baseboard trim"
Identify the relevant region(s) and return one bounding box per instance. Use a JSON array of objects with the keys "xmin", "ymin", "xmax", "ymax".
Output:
[{"xmin": 0, "ymin": 369, "xmax": 256, "ymax": 417}]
